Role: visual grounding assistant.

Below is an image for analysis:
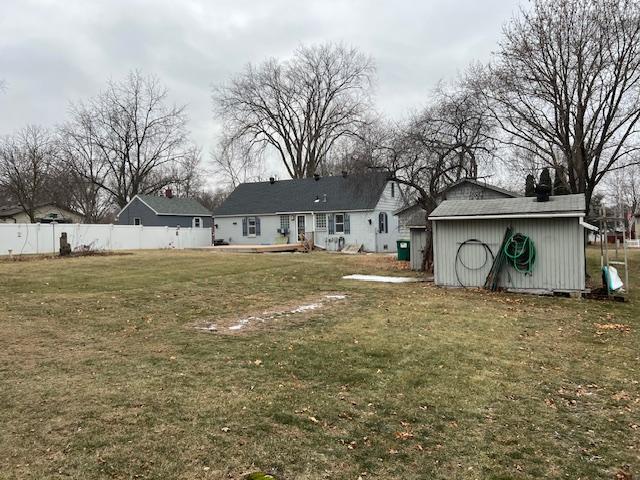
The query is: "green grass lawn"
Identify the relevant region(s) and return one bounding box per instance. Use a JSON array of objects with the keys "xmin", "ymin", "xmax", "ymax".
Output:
[{"xmin": 0, "ymin": 249, "xmax": 638, "ymax": 479}]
